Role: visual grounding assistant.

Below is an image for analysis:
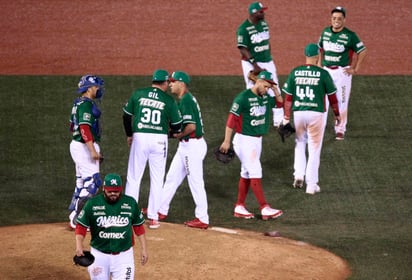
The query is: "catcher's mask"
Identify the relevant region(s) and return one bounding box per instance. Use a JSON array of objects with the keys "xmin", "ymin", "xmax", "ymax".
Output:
[{"xmin": 77, "ymin": 75, "xmax": 105, "ymax": 98}]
